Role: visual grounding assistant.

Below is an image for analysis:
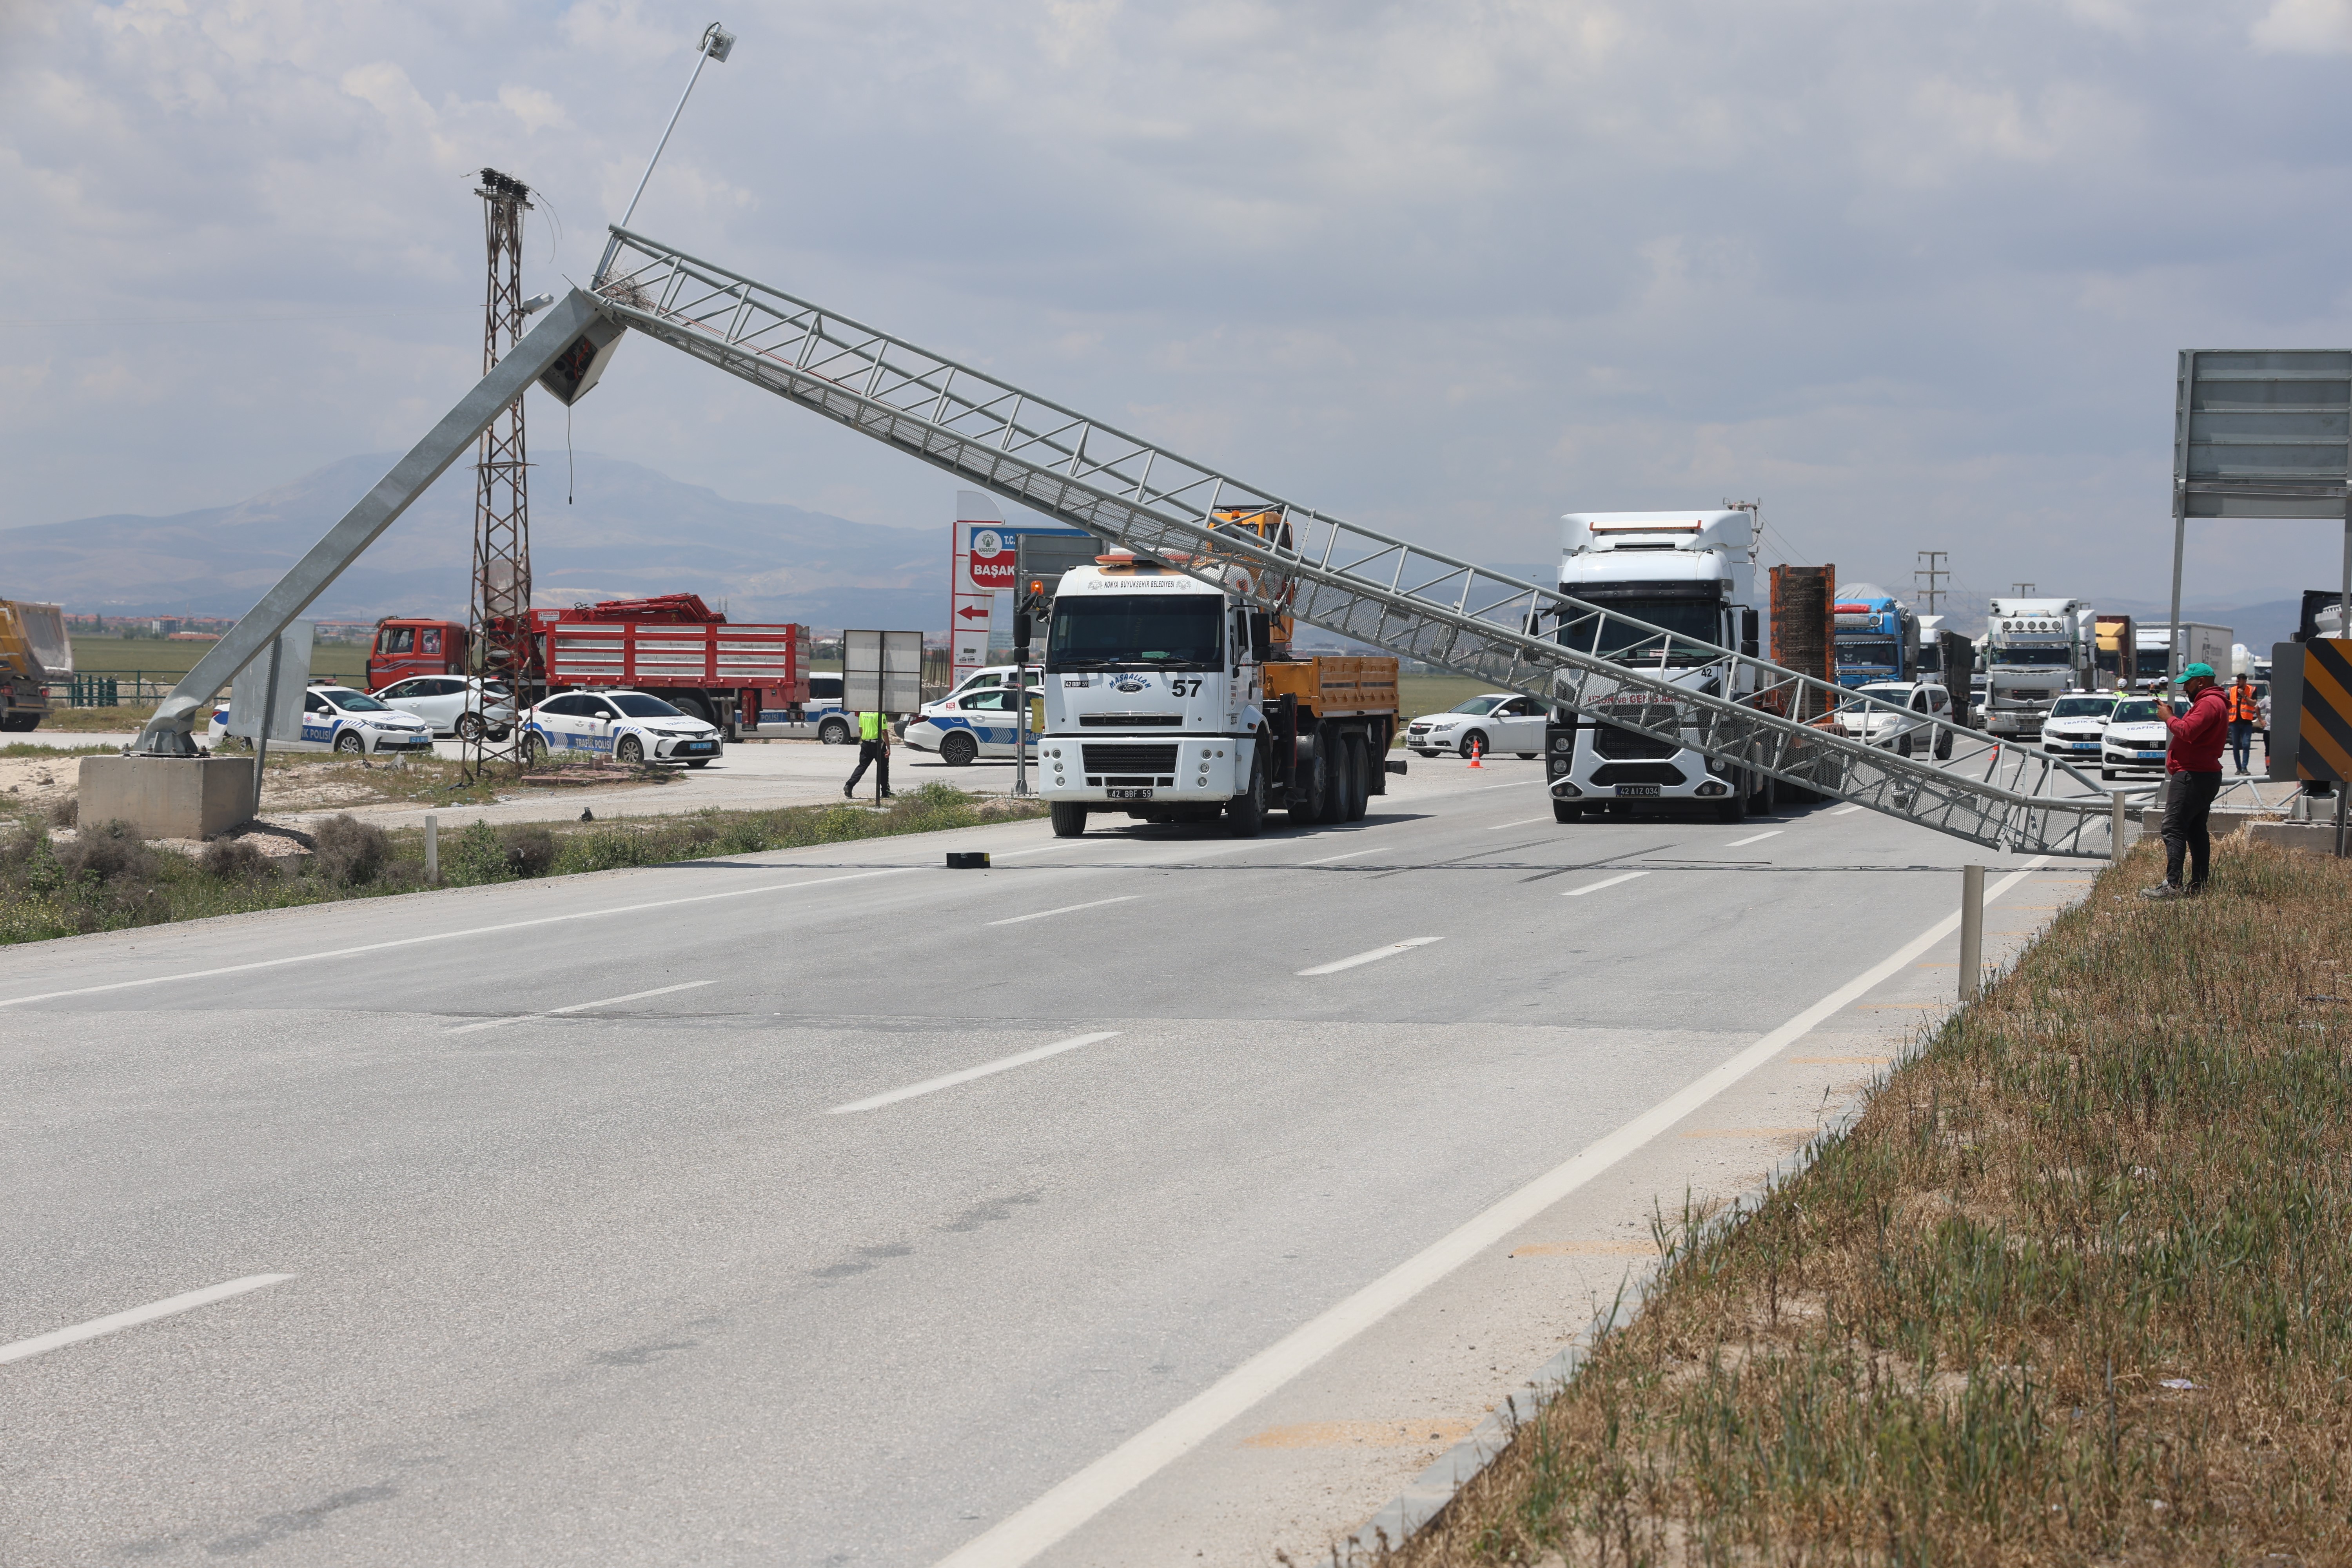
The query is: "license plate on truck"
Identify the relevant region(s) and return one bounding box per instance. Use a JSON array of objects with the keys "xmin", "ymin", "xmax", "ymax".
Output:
[
  {"xmin": 1106, "ymin": 788, "xmax": 1153, "ymax": 800},
  {"xmin": 1614, "ymin": 784, "xmax": 1662, "ymax": 797}
]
